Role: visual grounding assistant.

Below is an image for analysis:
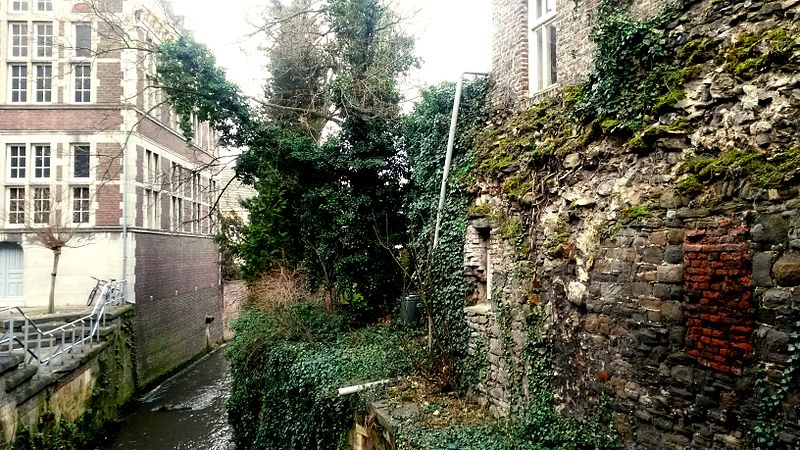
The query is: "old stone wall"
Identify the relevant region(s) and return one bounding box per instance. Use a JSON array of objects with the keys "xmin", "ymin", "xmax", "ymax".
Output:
[{"xmin": 468, "ymin": 0, "xmax": 800, "ymax": 447}]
